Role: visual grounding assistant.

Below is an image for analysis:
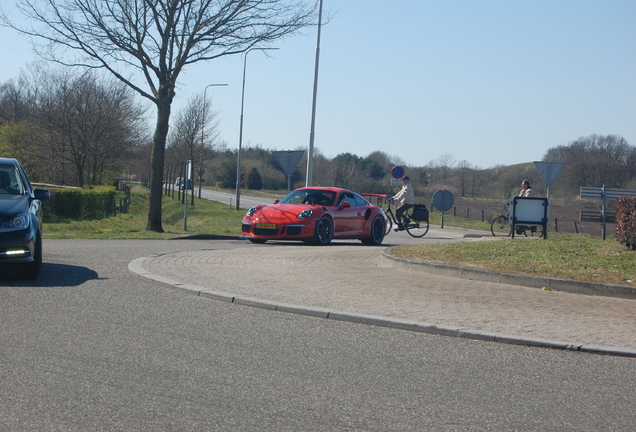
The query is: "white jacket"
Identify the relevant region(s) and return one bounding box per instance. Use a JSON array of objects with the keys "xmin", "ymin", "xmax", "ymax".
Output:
[{"xmin": 393, "ymin": 181, "xmax": 415, "ymax": 205}]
